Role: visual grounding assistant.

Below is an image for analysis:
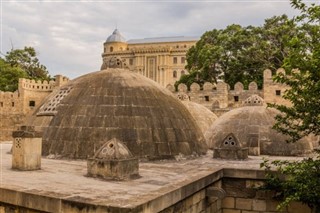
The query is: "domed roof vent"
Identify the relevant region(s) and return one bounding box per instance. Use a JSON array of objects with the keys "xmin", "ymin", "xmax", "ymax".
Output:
[
  {"xmin": 244, "ymin": 95, "xmax": 264, "ymax": 106},
  {"xmin": 94, "ymin": 138, "xmax": 133, "ymax": 160},
  {"xmin": 106, "ymin": 29, "xmax": 126, "ymax": 43}
]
